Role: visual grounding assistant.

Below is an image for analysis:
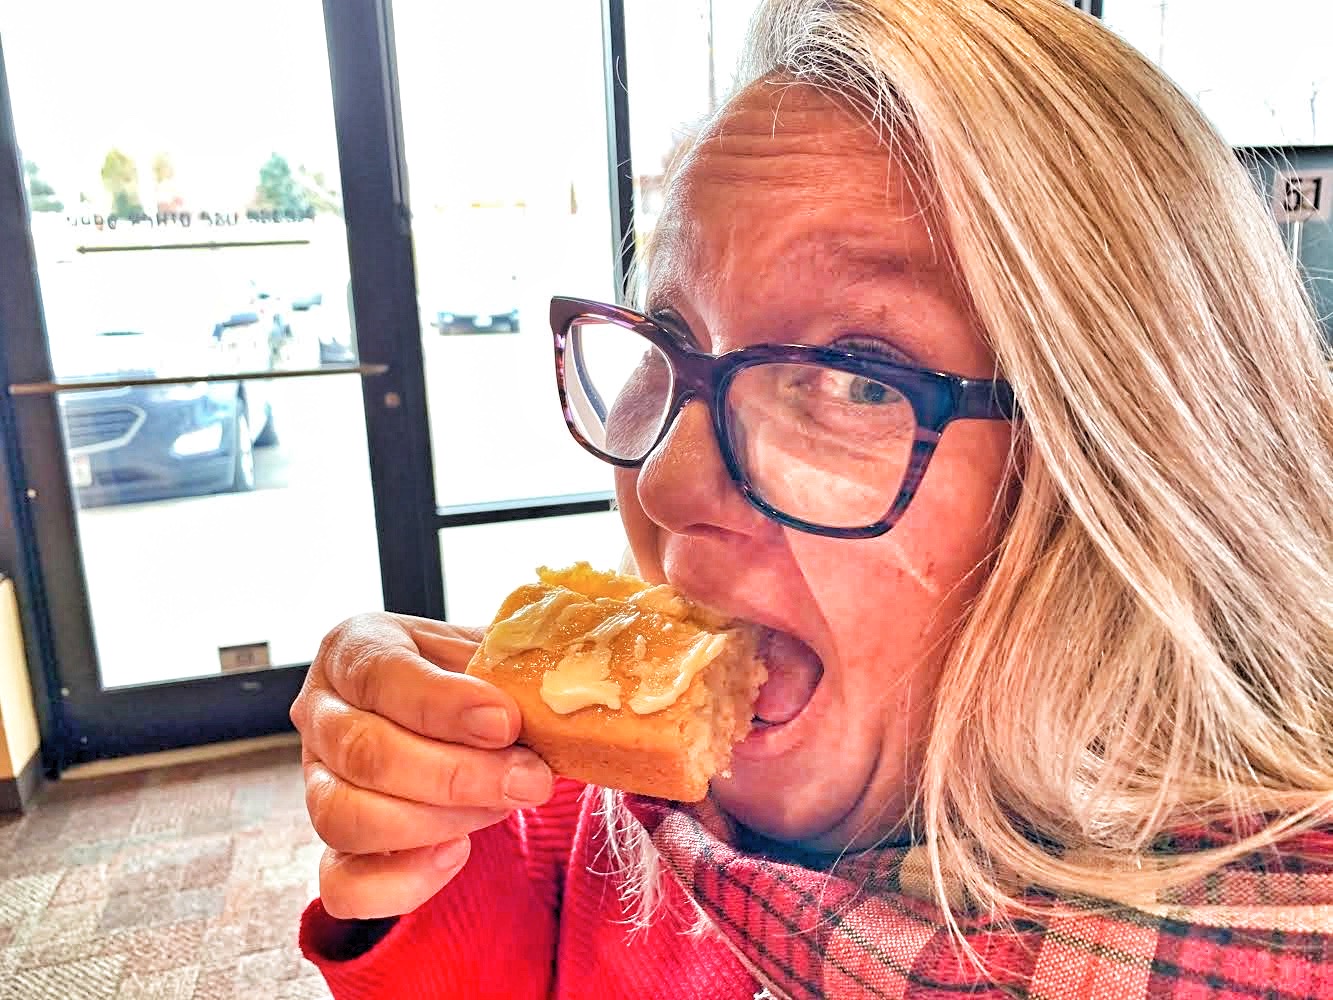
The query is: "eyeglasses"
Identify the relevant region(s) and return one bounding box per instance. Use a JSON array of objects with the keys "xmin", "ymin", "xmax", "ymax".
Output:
[{"xmin": 550, "ymin": 296, "xmax": 1016, "ymax": 539}]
